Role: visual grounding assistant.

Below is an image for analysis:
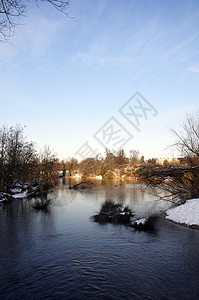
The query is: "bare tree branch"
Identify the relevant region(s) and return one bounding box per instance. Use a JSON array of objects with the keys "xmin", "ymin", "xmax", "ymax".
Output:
[
  {"xmin": 138, "ymin": 111, "xmax": 199, "ymax": 204},
  {"xmin": 170, "ymin": 111, "xmax": 199, "ymax": 158},
  {"xmin": 0, "ymin": 0, "xmax": 71, "ymax": 39}
]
